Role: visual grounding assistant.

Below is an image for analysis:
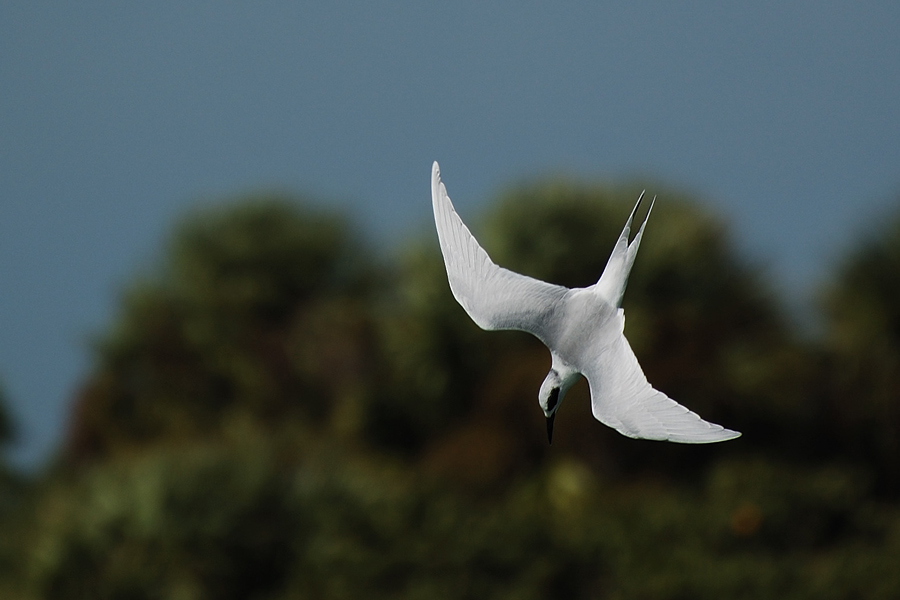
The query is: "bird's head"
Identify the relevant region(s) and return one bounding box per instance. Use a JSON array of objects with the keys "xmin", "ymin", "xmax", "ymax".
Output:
[{"xmin": 539, "ymin": 369, "xmax": 565, "ymax": 444}]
